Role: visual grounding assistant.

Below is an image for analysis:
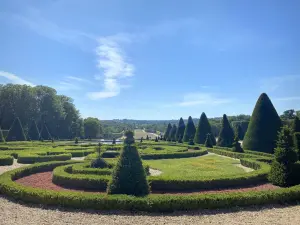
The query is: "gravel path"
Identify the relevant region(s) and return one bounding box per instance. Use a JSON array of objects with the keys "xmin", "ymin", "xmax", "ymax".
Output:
[{"xmin": 1, "ymin": 159, "xmax": 300, "ymax": 224}]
